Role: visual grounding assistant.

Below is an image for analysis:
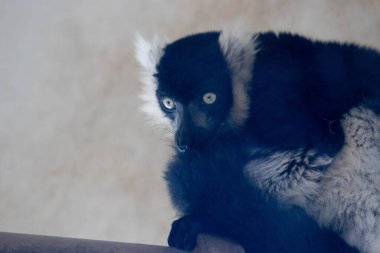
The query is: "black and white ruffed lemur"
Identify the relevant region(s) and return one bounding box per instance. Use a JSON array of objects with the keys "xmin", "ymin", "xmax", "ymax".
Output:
[{"xmin": 136, "ymin": 27, "xmax": 380, "ymax": 253}]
